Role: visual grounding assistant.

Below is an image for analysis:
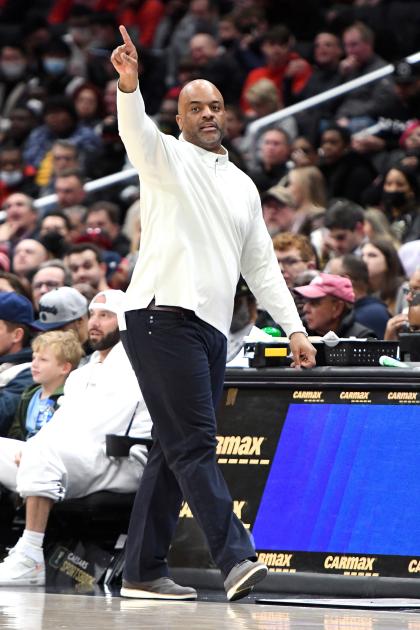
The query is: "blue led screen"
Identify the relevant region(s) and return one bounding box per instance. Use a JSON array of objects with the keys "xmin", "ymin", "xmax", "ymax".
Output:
[{"xmin": 252, "ymin": 404, "xmax": 420, "ymax": 556}]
